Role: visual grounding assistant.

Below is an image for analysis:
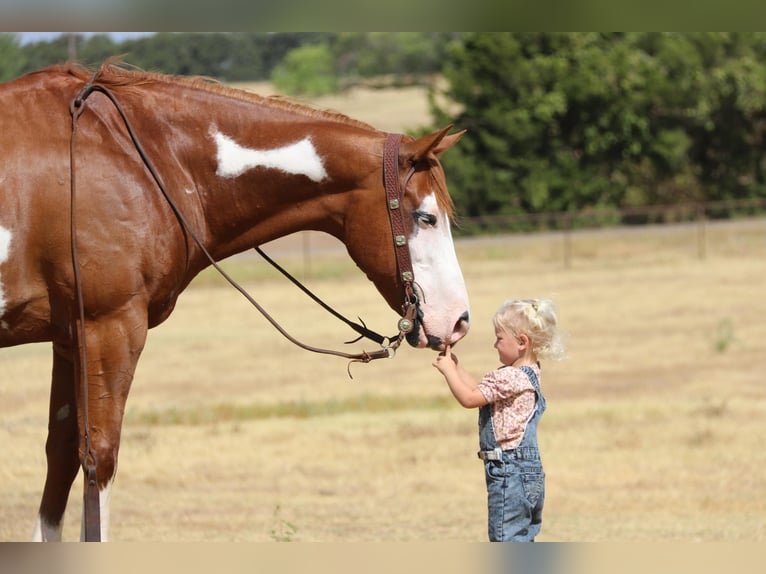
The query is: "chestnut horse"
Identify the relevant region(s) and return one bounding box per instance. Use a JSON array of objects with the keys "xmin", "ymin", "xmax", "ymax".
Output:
[{"xmin": 0, "ymin": 62, "xmax": 470, "ymax": 541}]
